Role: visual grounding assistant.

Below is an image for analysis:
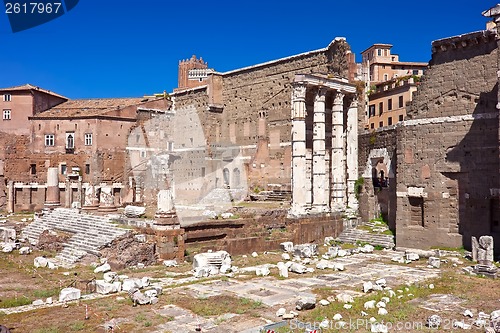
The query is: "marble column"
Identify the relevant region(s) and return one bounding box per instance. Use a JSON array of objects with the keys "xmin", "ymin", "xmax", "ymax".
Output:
[
  {"xmin": 312, "ymin": 87, "xmax": 328, "ymax": 212},
  {"xmin": 7, "ymin": 180, "xmax": 14, "ymax": 213},
  {"xmin": 290, "ymin": 82, "xmax": 308, "ymax": 216},
  {"xmin": 82, "ymin": 185, "xmax": 99, "ymax": 210},
  {"xmin": 346, "ymin": 97, "xmax": 359, "ymax": 208},
  {"xmin": 98, "ymin": 186, "xmax": 117, "ymax": 212},
  {"xmin": 331, "ymin": 91, "xmax": 345, "ymax": 210},
  {"xmin": 45, "ymin": 167, "xmax": 60, "ymax": 208}
]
